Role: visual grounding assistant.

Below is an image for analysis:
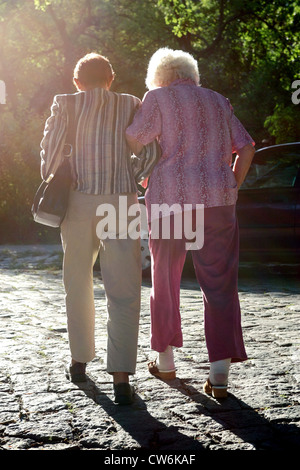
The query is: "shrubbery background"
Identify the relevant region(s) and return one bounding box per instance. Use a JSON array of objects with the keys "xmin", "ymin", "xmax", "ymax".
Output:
[{"xmin": 0, "ymin": 0, "xmax": 299, "ymax": 244}]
